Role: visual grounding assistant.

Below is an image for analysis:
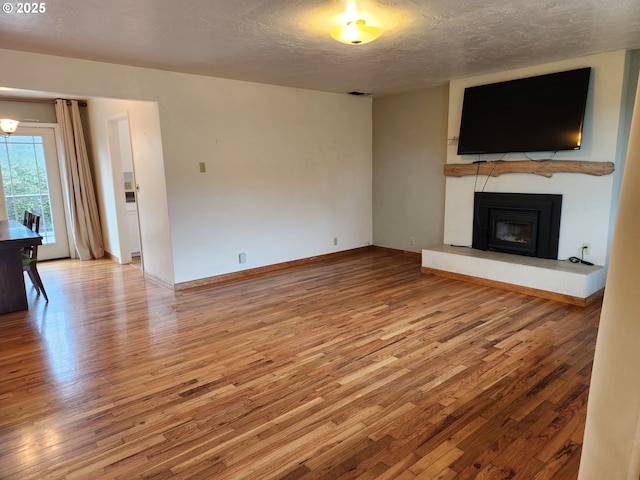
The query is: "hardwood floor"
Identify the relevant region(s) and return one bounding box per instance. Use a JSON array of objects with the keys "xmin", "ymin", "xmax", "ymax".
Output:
[{"xmin": 0, "ymin": 249, "xmax": 601, "ymax": 479}]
